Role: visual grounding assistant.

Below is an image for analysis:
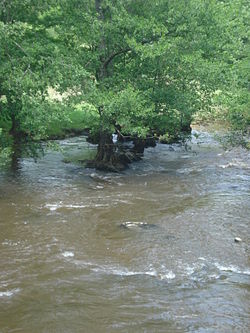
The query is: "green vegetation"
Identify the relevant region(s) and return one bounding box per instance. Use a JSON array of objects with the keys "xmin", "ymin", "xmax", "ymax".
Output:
[
  {"xmin": 46, "ymin": 109, "xmax": 90, "ymax": 139},
  {"xmin": 0, "ymin": 0, "xmax": 249, "ymax": 170}
]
